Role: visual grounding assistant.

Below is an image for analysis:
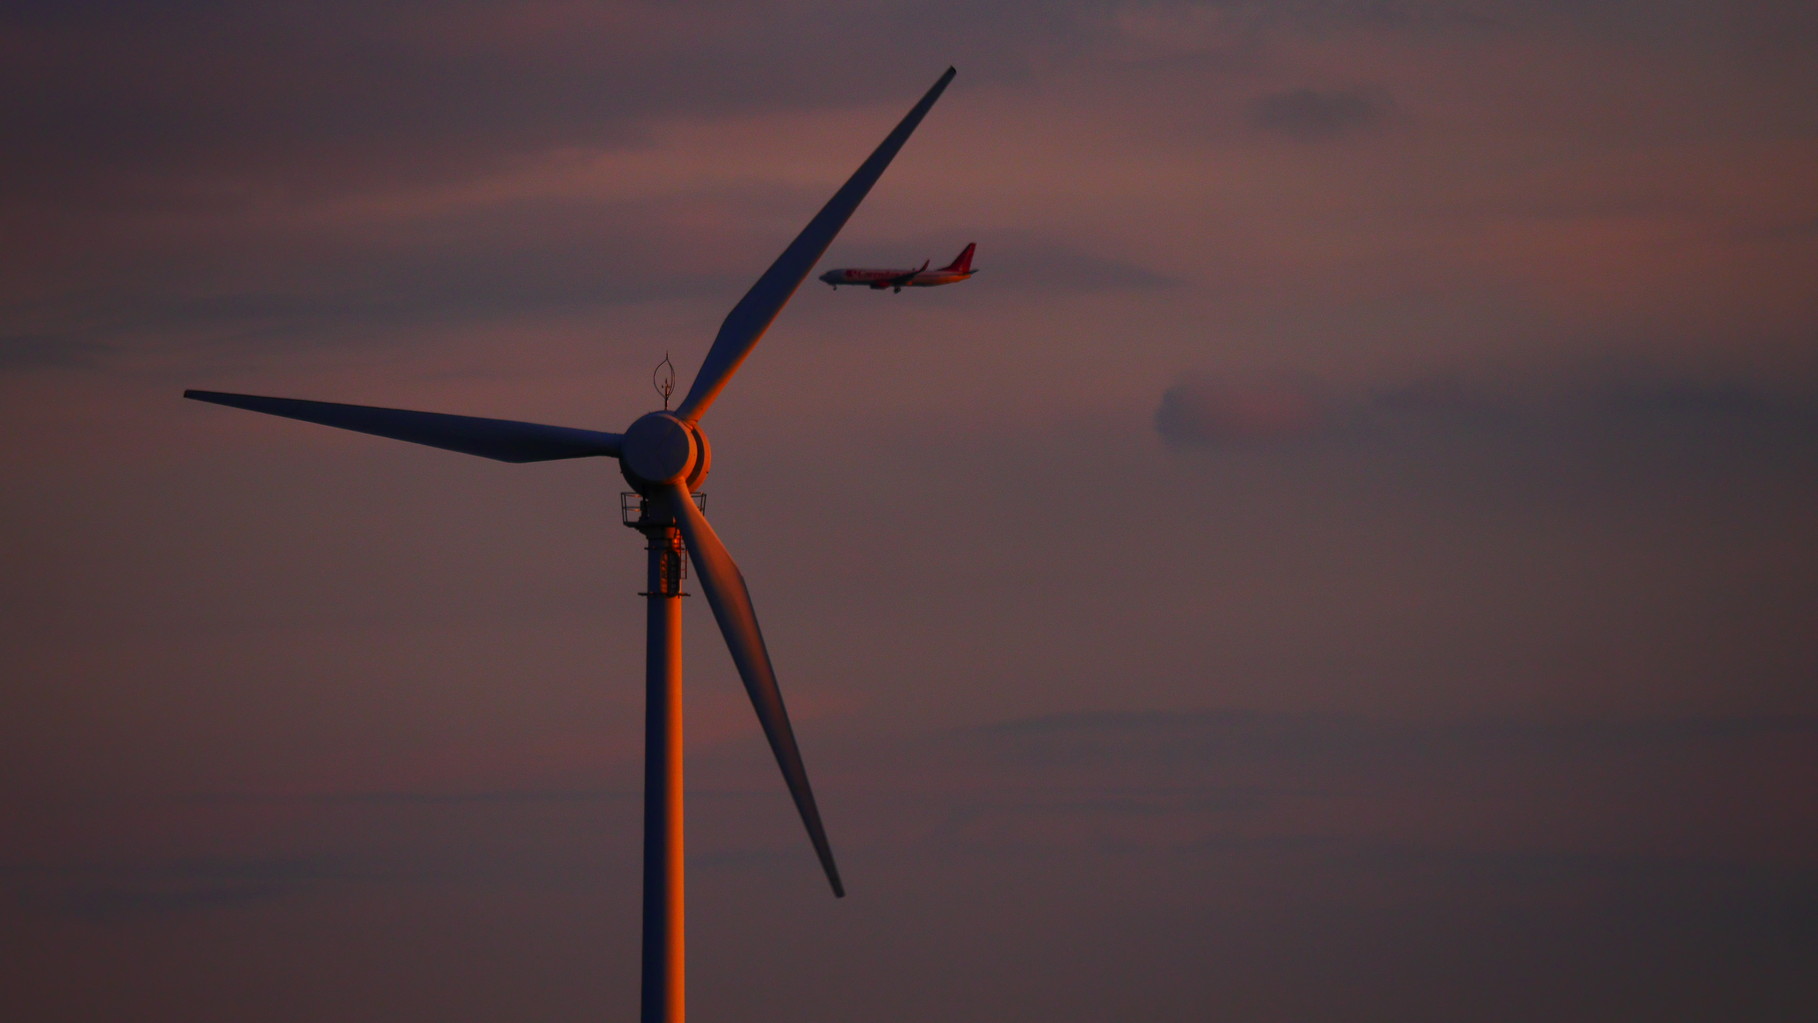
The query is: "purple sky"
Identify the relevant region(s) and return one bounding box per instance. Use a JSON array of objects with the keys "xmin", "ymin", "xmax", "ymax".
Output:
[{"xmin": 4, "ymin": 3, "xmax": 1816, "ymax": 1021}]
